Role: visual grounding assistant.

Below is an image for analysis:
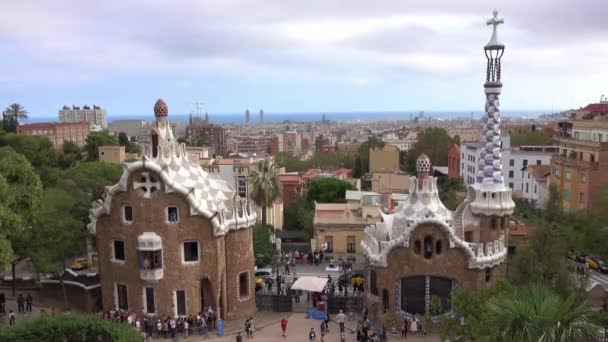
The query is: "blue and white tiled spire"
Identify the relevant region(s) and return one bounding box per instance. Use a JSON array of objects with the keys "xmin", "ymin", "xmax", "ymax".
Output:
[{"xmin": 476, "ymin": 10, "xmax": 506, "ymax": 186}]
